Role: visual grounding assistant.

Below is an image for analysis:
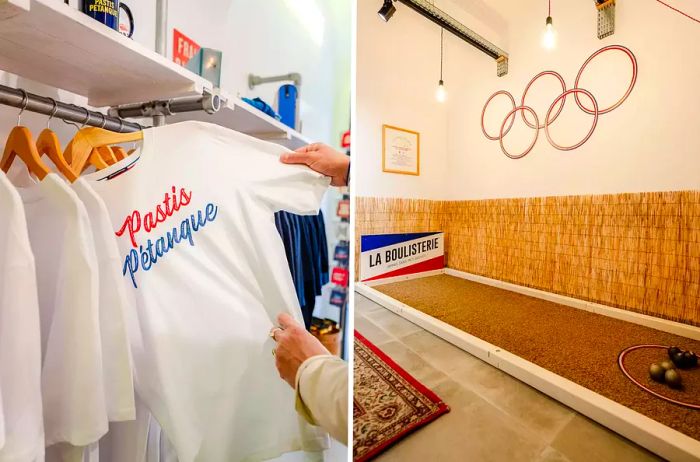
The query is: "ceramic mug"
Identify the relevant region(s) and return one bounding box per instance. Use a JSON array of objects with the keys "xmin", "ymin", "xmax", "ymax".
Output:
[
  {"xmin": 118, "ymin": 2, "xmax": 134, "ymax": 38},
  {"xmin": 81, "ymin": 0, "xmax": 120, "ymax": 30}
]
